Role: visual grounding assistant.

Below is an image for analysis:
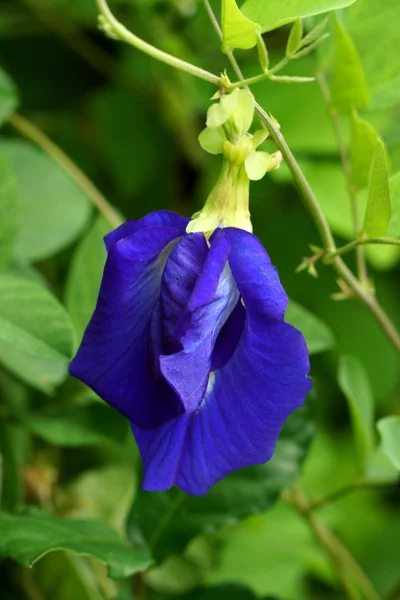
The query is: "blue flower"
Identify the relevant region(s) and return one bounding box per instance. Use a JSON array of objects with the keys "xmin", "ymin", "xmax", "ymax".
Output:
[{"xmin": 69, "ymin": 210, "xmax": 312, "ymax": 495}]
